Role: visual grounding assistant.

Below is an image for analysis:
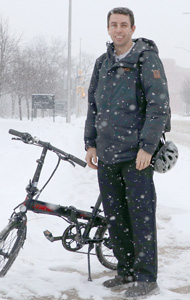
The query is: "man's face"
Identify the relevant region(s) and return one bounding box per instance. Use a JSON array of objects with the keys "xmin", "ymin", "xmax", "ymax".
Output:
[{"xmin": 108, "ymin": 14, "xmax": 136, "ymax": 49}]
